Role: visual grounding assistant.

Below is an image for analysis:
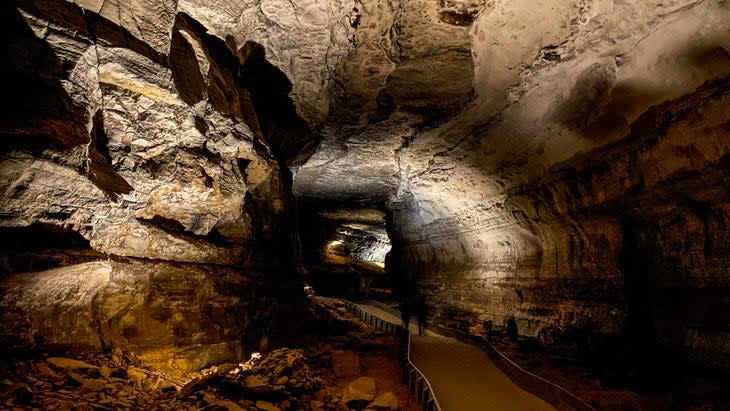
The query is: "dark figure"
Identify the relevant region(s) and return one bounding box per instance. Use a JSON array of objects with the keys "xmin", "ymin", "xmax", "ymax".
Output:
[
  {"xmin": 413, "ymin": 295, "xmax": 428, "ymax": 336},
  {"xmin": 506, "ymin": 316, "xmax": 519, "ymax": 342},
  {"xmin": 399, "ymin": 298, "xmax": 411, "ymax": 330},
  {"xmin": 484, "ymin": 320, "xmax": 493, "ymax": 341}
]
